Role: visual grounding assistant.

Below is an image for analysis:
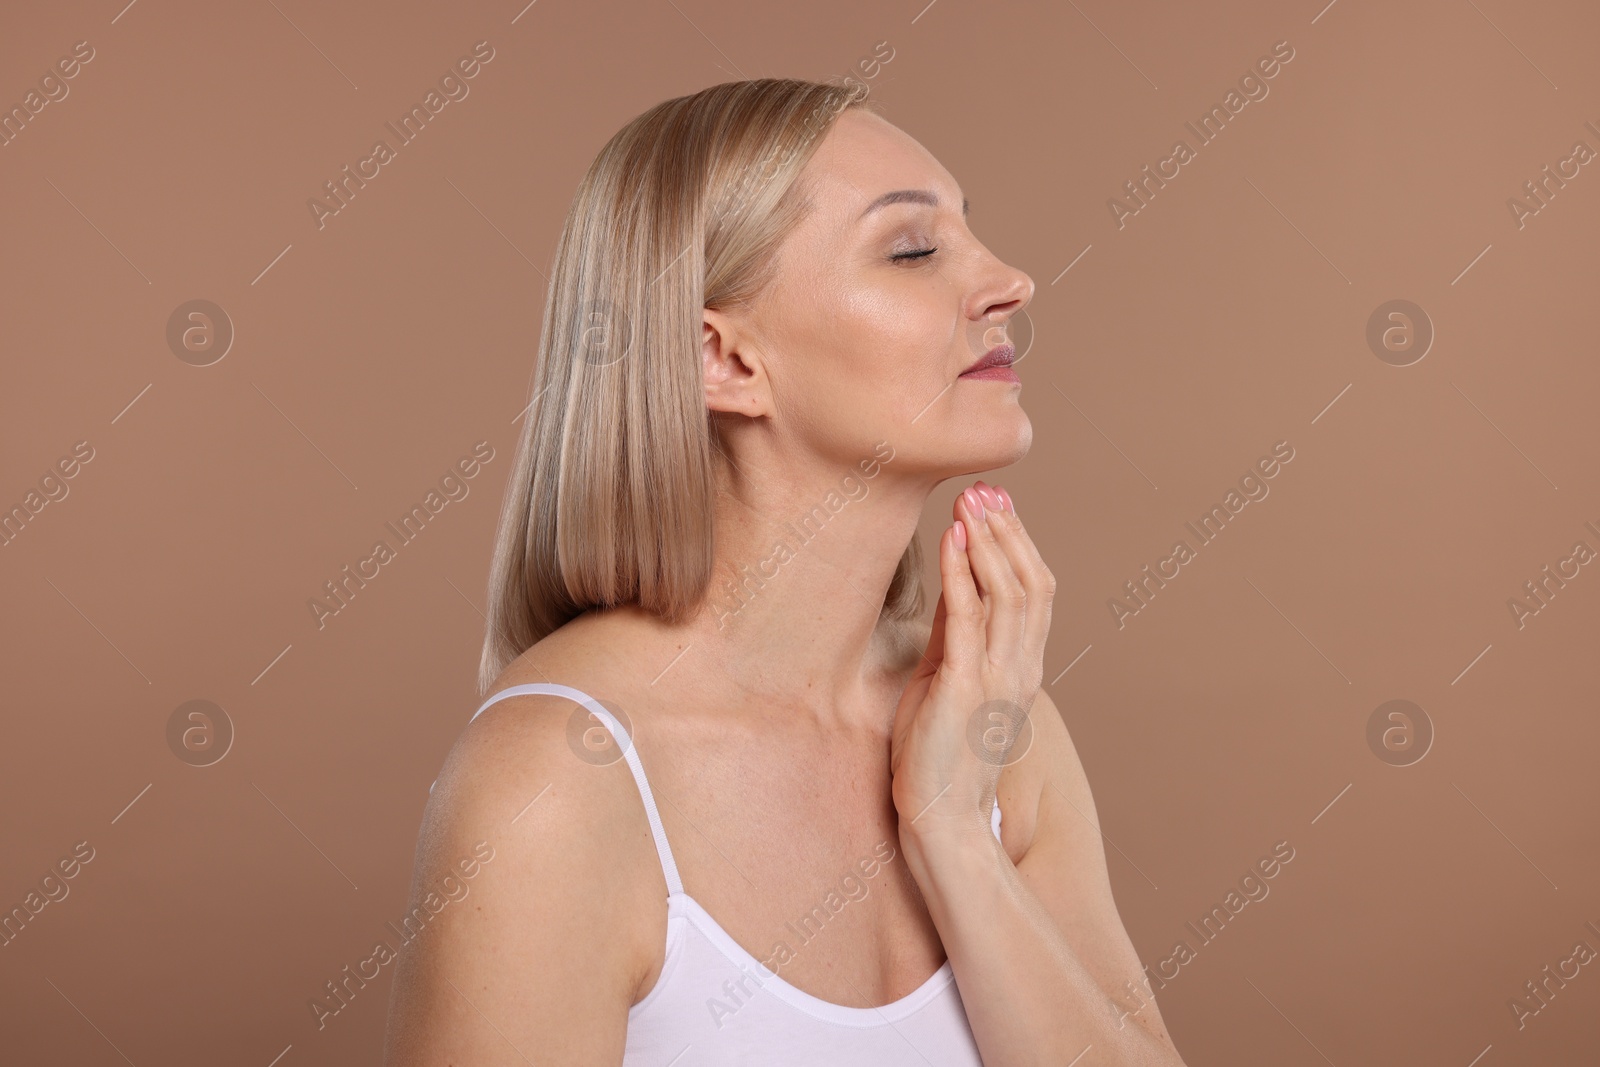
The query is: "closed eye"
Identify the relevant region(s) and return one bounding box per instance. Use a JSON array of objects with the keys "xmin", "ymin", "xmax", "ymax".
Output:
[{"xmin": 890, "ymin": 246, "xmax": 938, "ymax": 262}]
